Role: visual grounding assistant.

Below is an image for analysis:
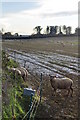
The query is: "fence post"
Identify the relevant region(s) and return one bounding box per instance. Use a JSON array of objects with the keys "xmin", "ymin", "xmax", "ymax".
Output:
[
  {"xmin": 24, "ymin": 60, "xmax": 26, "ymax": 68},
  {"xmin": 40, "ymin": 73, "xmax": 42, "ymax": 102},
  {"xmin": 27, "ymin": 93, "xmax": 33, "ymax": 120}
]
